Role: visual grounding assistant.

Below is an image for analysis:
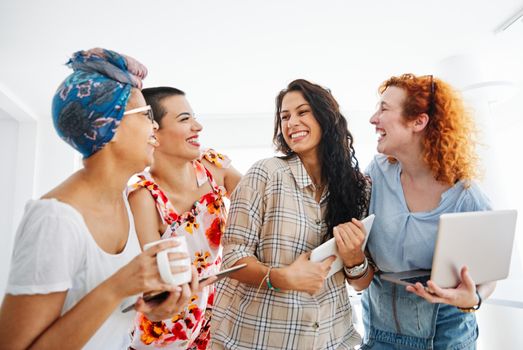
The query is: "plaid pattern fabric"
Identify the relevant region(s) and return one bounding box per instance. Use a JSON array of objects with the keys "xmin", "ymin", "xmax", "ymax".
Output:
[{"xmin": 211, "ymin": 155, "xmax": 361, "ymax": 350}]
